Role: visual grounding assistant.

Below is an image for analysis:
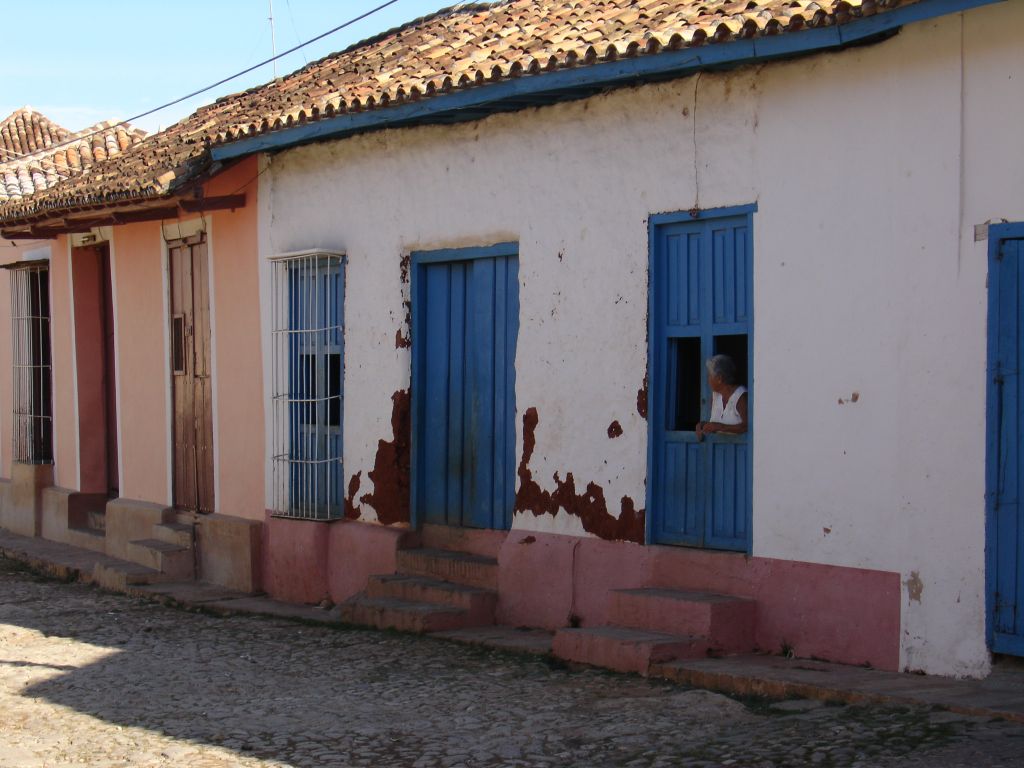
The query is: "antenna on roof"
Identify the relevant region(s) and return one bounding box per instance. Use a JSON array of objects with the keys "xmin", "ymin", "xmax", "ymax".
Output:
[{"xmin": 269, "ymin": 0, "xmax": 278, "ymax": 78}]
